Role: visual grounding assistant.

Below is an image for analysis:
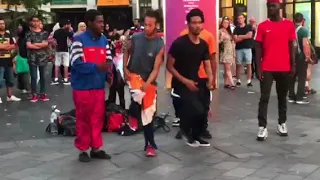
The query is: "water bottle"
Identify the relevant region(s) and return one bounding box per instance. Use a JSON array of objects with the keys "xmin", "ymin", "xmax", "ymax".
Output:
[{"xmin": 50, "ymin": 105, "xmax": 60, "ymax": 135}]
